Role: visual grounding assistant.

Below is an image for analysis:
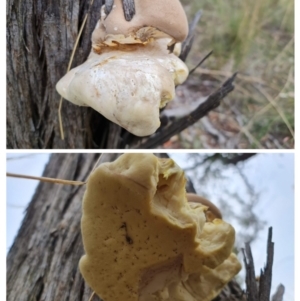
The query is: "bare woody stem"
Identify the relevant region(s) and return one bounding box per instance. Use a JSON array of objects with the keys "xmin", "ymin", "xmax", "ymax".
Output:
[
  {"xmin": 6, "ymin": 172, "xmax": 86, "ymax": 186},
  {"xmin": 242, "ymin": 227, "xmax": 274, "ymax": 301}
]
